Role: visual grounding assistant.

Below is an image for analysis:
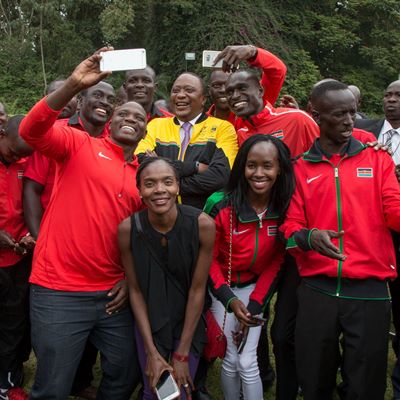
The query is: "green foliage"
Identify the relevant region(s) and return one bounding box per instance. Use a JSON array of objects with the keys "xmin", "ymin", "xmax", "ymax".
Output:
[
  {"xmin": 0, "ymin": 0, "xmax": 399, "ymax": 116},
  {"xmin": 99, "ymin": 0, "xmax": 136, "ymax": 43}
]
